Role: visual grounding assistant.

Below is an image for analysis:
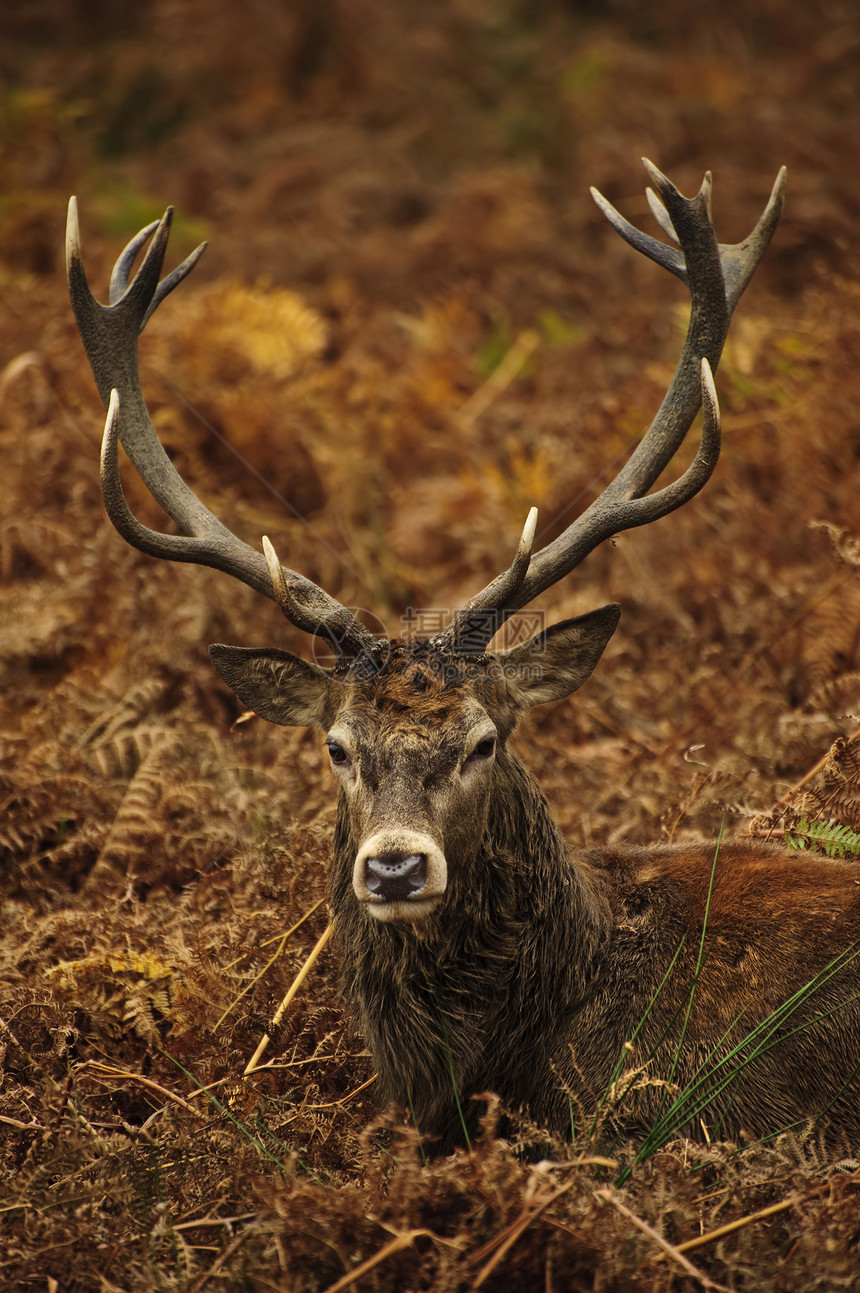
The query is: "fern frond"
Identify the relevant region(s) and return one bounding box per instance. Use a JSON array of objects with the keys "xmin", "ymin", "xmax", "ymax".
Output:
[
  {"xmin": 826, "ymin": 732, "xmax": 860, "ymax": 783},
  {"xmin": 785, "ymin": 817, "xmax": 860, "ymax": 858},
  {"xmin": 89, "ymin": 731, "xmax": 177, "ymax": 888}
]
